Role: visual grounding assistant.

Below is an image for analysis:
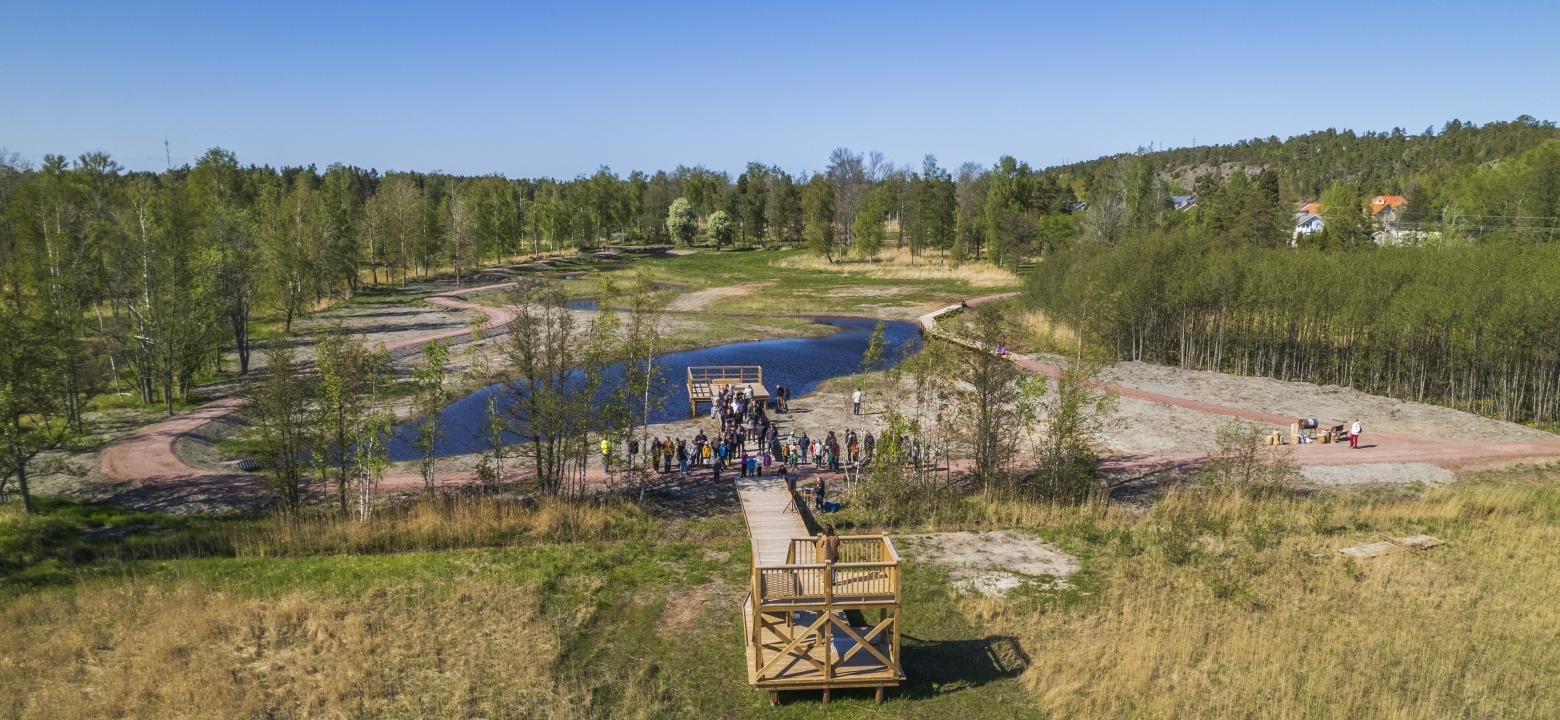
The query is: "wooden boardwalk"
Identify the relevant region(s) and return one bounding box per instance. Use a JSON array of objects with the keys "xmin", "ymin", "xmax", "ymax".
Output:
[
  {"xmin": 687, "ymin": 365, "xmax": 771, "ymax": 417},
  {"xmin": 736, "ymin": 474, "xmax": 904, "ymax": 704},
  {"xmin": 735, "ymin": 475, "xmax": 808, "ymax": 566}
]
